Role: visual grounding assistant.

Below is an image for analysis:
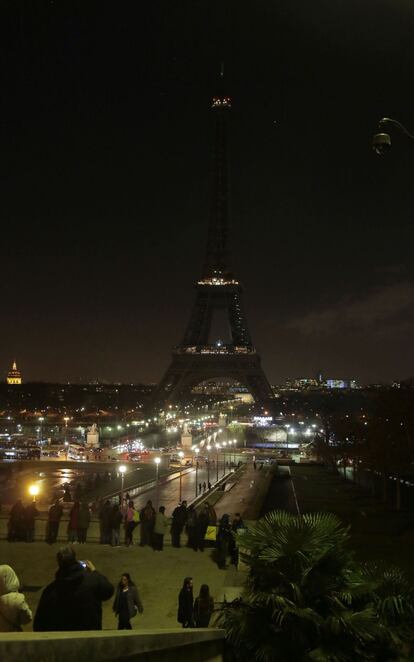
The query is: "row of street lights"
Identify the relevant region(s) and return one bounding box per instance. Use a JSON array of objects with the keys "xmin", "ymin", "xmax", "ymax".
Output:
[
  {"xmin": 27, "ymin": 438, "xmax": 238, "ymax": 511},
  {"xmin": 118, "ymin": 439, "xmax": 239, "ymax": 509},
  {"xmin": 119, "ymin": 456, "xmax": 163, "ymax": 510}
]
